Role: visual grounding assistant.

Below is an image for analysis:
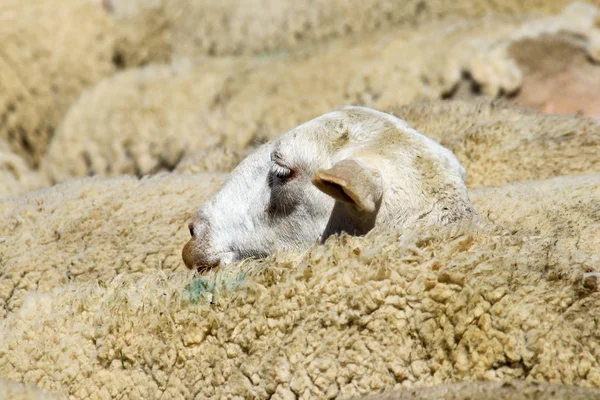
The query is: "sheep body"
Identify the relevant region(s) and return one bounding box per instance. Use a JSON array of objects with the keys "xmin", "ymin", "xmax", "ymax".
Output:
[
  {"xmin": 4, "ymin": 103, "xmax": 600, "ymax": 316},
  {"xmin": 470, "ymin": 173, "xmax": 600, "ymax": 257},
  {"xmin": 174, "ymin": 147, "xmax": 254, "ymax": 175},
  {"xmin": 107, "ymin": 0, "xmax": 582, "ymax": 63},
  {"xmin": 41, "ymin": 4, "xmax": 600, "ymax": 183},
  {"xmin": 0, "ymin": 0, "xmax": 115, "ymax": 166},
  {"xmin": 183, "ymin": 106, "xmax": 474, "ymax": 268},
  {"xmin": 1, "ymin": 209, "xmax": 598, "ymax": 398},
  {"xmin": 41, "ymin": 60, "xmax": 243, "ymax": 183},
  {"xmin": 393, "ymin": 99, "xmax": 600, "ymax": 188}
]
